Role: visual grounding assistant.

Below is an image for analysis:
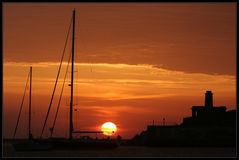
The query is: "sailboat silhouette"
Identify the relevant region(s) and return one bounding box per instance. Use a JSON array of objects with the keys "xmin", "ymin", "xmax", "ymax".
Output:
[
  {"xmin": 43, "ymin": 9, "xmax": 118, "ymax": 149},
  {"xmin": 12, "ymin": 67, "xmax": 52, "ymax": 151},
  {"xmin": 13, "ymin": 9, "xmax": 118, "ymax": 151}
]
